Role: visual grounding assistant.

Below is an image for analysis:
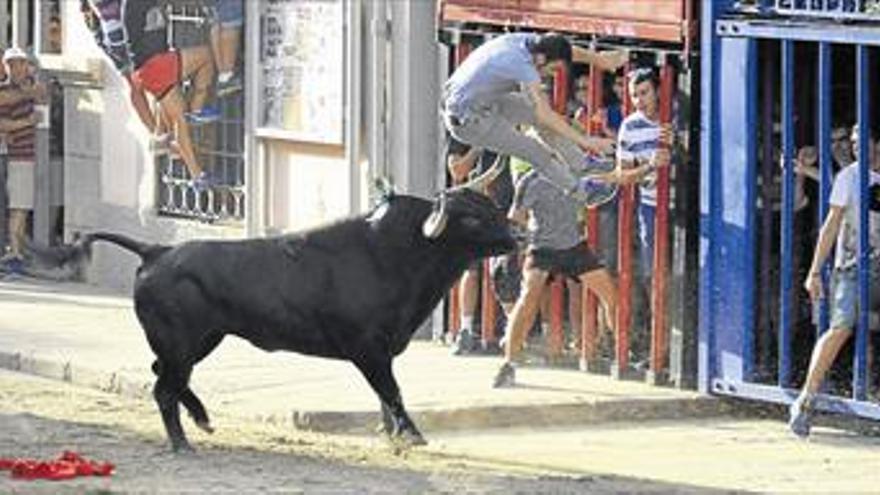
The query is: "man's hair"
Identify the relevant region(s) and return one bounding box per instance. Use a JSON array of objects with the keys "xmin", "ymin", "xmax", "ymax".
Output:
[
  {"xmin": 530, "ymin": 33, "xmax": 572, "ymax": 66},
  {"xmin": 627, "ymin": 66, "xmax": 658, "ymax": 89}
]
